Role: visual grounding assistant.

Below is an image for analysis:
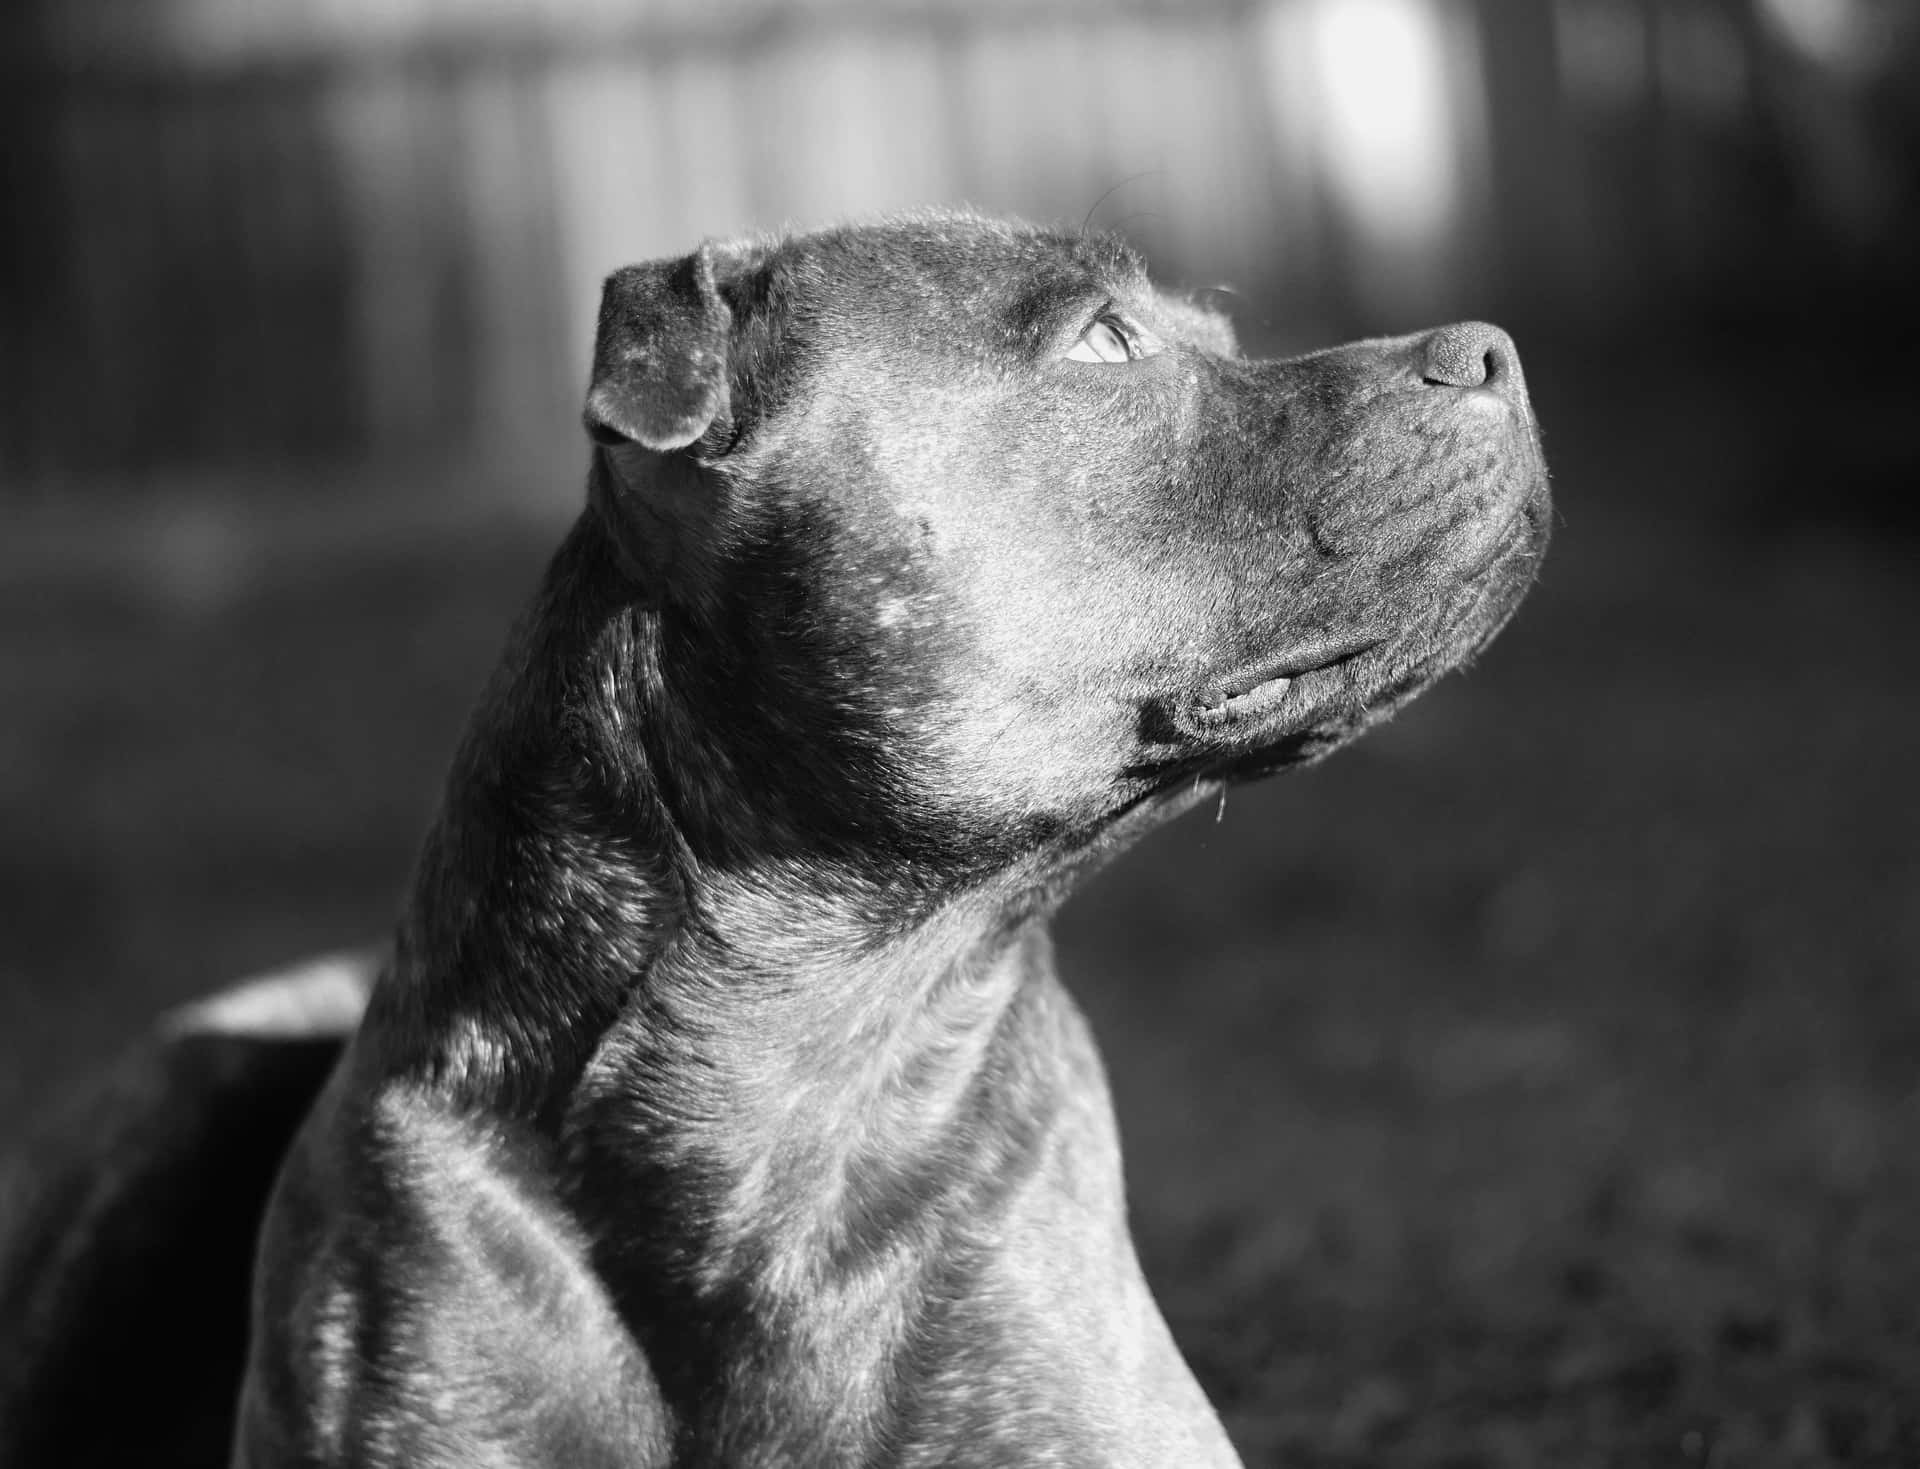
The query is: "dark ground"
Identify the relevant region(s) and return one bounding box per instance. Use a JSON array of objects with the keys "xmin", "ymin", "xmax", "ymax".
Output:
[{"xmin": 2, "ymin": 338, "xmax": 1917, "ymax": 1465}]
